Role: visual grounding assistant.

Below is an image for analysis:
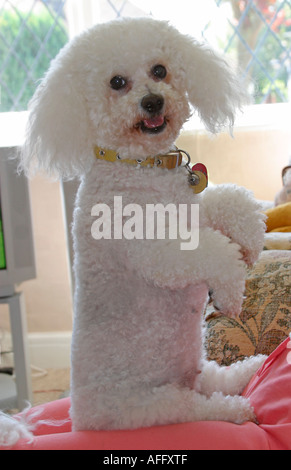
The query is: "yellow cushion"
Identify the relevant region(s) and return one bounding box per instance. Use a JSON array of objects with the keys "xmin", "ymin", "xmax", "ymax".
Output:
[
  {"xmin": 270, "ymin": 226, "xmax": 291, "ymax": 233},
  {"xmin": 264, "ymin": 202, "xmax": 291, "ymax": 232}
]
